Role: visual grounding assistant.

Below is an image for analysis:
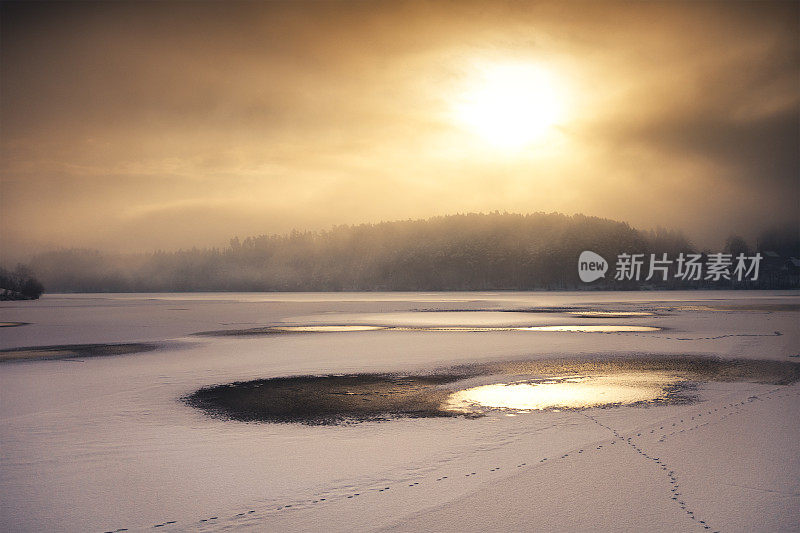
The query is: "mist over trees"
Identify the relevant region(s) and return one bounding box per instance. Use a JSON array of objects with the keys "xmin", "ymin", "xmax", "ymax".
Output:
[
  {"xmin": 15, "ymin": 212, "xmax": 800, "ymax": 292},
  {"xmin": 0, "ymin": 265, "xmax": 45, "ymax": 300}
]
